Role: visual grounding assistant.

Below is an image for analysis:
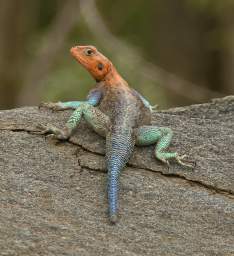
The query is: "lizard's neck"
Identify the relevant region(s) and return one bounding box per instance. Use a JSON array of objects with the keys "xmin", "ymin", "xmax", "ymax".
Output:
[{"xmin": 102, "ymin": 64, "xmax": 127, "ymax": 87}]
